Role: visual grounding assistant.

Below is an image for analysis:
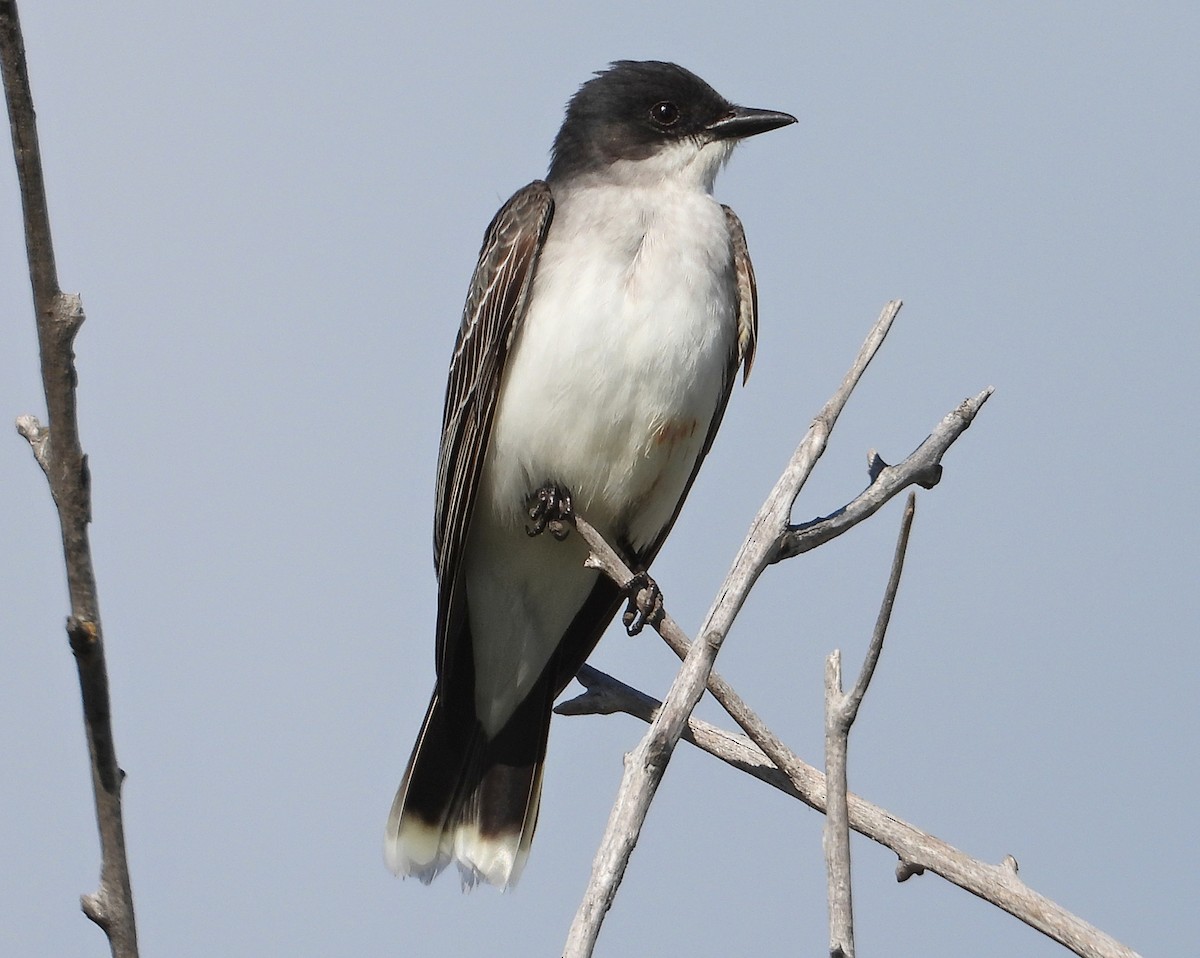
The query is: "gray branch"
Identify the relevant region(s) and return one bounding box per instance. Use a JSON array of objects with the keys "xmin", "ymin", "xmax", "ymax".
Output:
[
  {"xmin": 1, "ymin": 3, "xmax": 139, "ymax": 955},
  {"xmin": 559, "ymin": 298, "xmax": 1134, "ymax": 957},
  {"xmin": 774, "ymin": 392, "xmax": 992, "ymax": 563},
  {"xmin": 565, "ymin": 300, "xmax": 986, "ymax": 956},
  {"xmin": 823, "ymin": 493, "xmax": 917, "ymax": 958},
  {"xmin": 562, "ymin": 660, "xmax": 1142, "ymax": 958}
]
